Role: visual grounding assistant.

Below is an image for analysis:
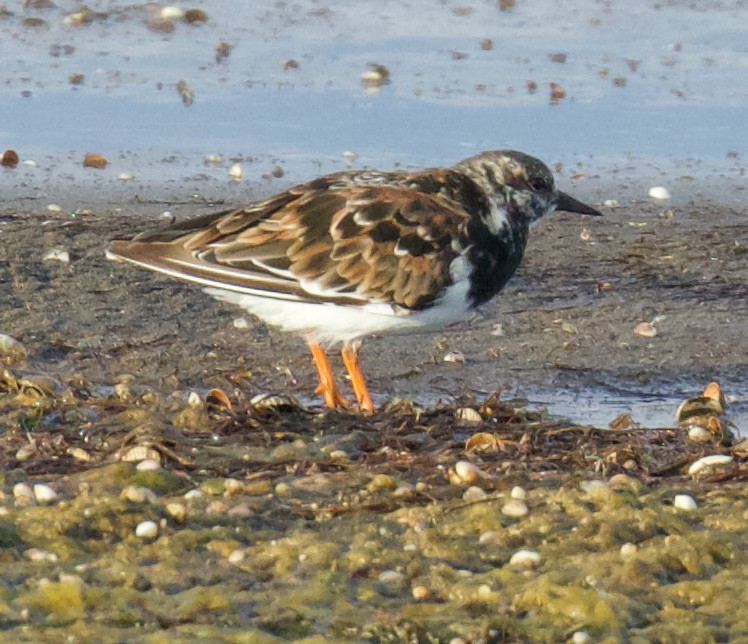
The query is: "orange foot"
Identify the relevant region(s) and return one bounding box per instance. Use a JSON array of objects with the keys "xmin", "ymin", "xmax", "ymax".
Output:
[
  {"xmin": 341, "ymin": 340, "xmax": 374, "ymax": 413},
  {"xmin": 307, "ymin": 339, "xmax": 349, "ymax": 409}
]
